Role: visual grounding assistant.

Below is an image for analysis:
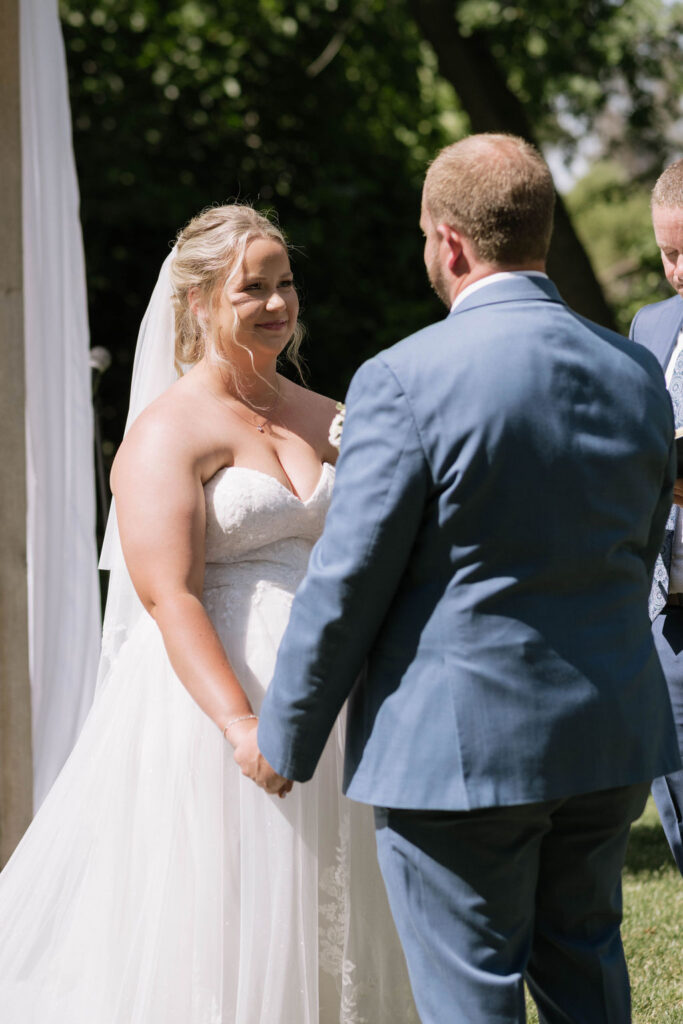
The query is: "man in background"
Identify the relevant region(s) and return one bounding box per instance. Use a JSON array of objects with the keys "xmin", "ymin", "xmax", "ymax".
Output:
[{"xmin": 631, "ymin": 158, "xmax": 683, "ymax": 875}]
